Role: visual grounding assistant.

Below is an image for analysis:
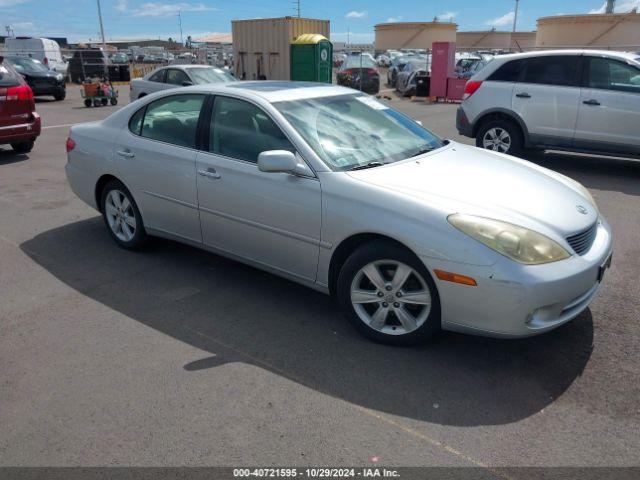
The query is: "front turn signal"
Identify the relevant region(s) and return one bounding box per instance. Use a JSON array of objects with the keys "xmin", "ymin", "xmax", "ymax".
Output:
[{"xmin": 434, "ymin": 269, "xmax": 477, "ymax": 286}]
